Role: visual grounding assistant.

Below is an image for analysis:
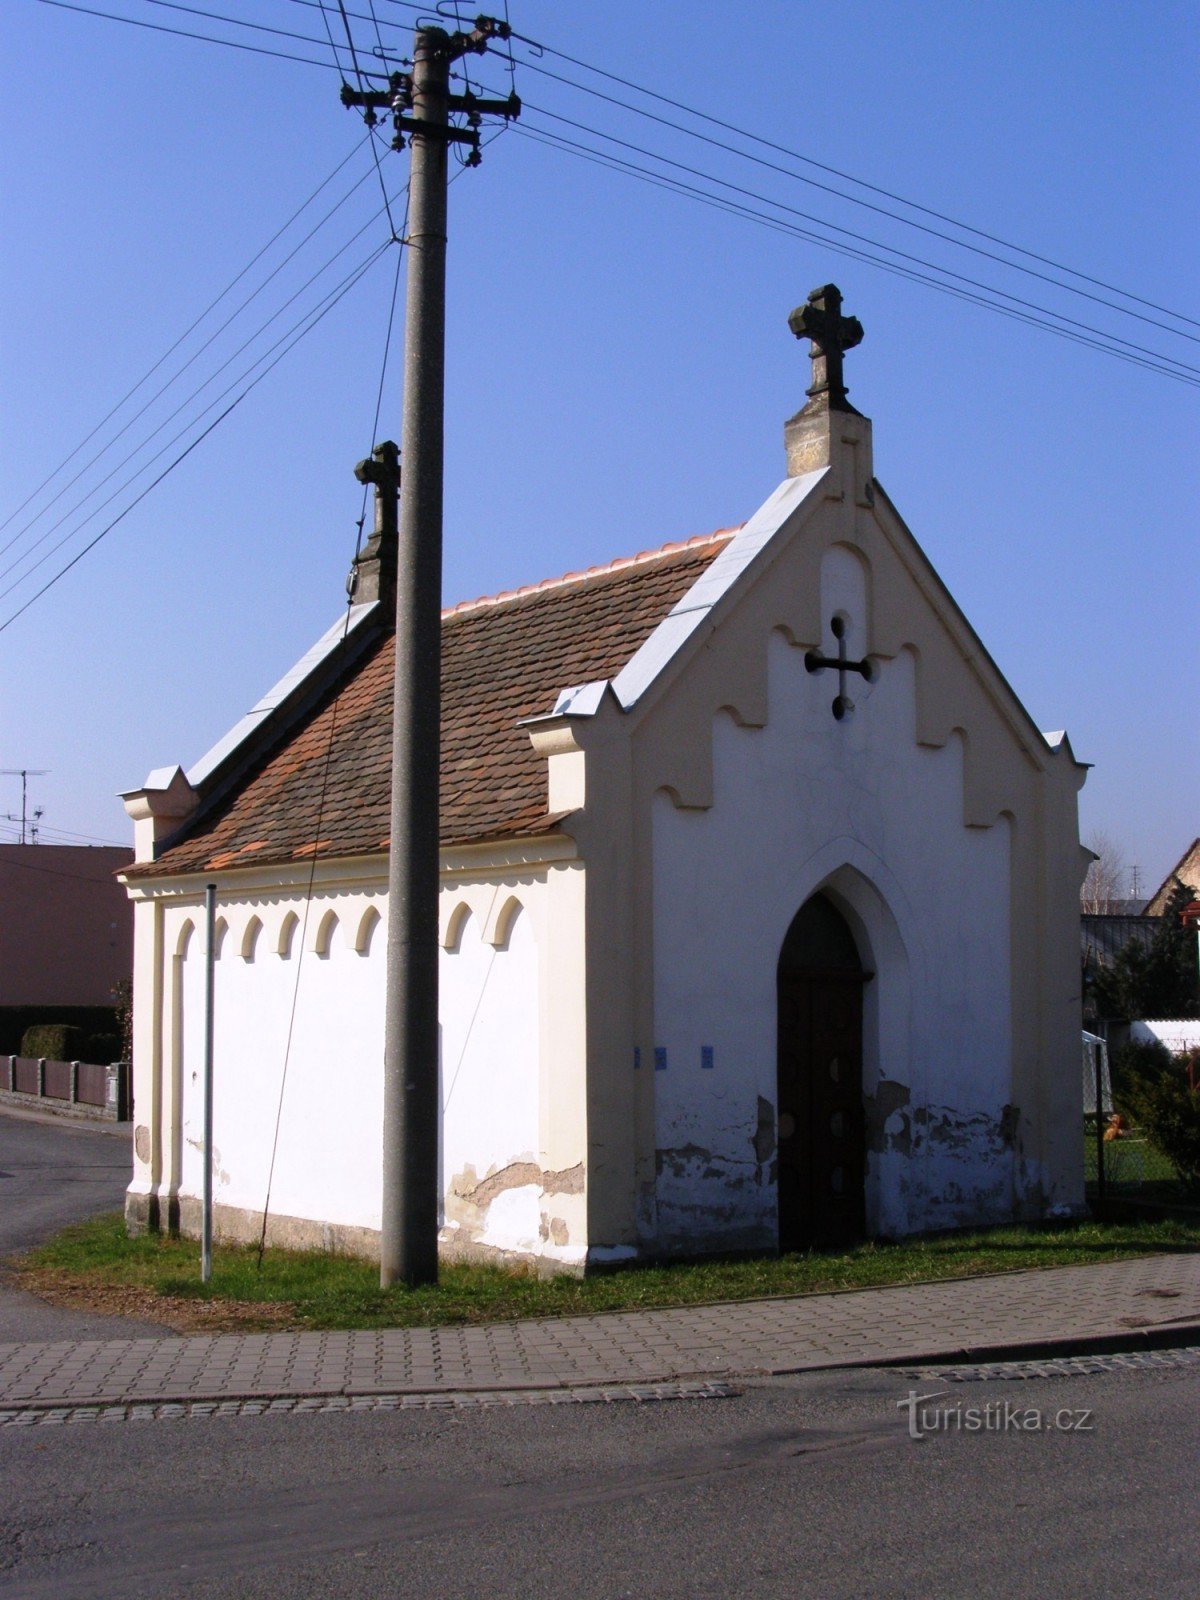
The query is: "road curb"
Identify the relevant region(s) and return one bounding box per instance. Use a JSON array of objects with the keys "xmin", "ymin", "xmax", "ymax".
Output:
[
  {"xmin": 771, "ymin": 1319, "xmax": 1200, "ymax": 1376},
  {"xmin": 5, "ymin": 1320, "xmax": 1200, "ymax": 1413}
]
